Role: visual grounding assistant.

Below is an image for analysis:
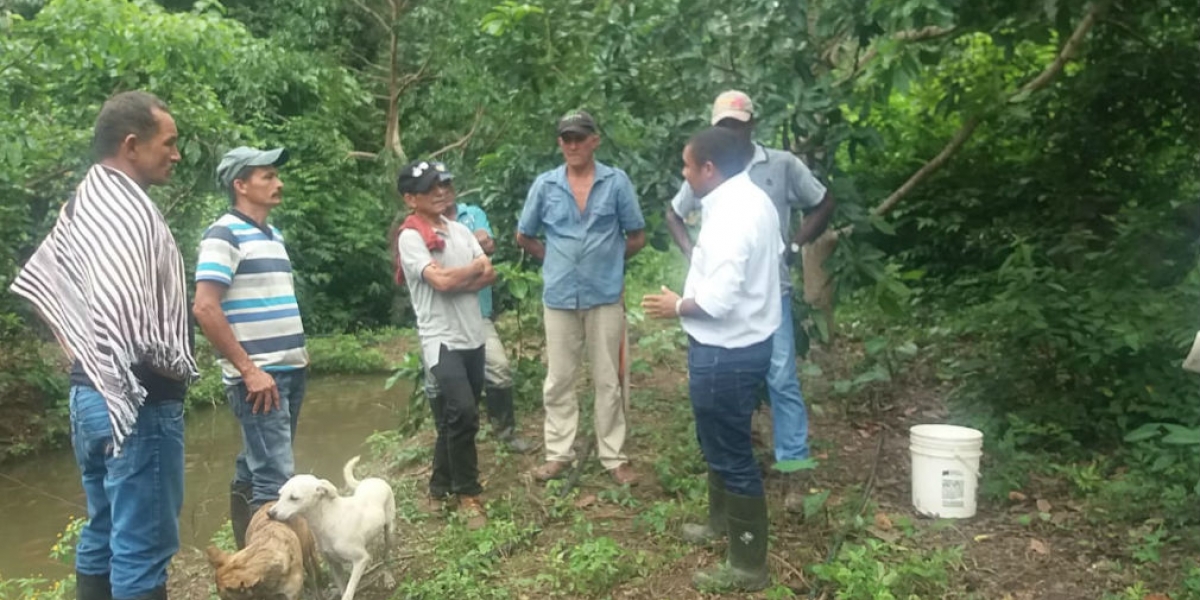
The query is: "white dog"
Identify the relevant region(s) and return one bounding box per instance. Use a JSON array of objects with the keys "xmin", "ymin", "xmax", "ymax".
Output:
[{"xmin": 270, "ymin": 456, "xmax": 396, "ymax": 600}]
